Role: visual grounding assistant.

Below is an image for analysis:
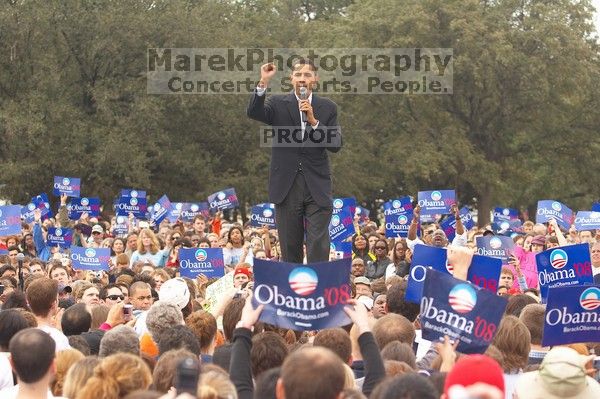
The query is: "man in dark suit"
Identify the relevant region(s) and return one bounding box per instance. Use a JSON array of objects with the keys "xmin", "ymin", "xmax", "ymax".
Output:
[{"xmin": 247, "ymin": 59, "xmax": 342, "ymax": 263}]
